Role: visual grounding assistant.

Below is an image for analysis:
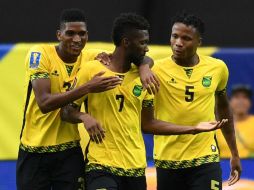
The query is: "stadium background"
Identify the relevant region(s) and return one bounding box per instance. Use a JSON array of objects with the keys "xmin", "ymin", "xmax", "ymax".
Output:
[{"xmin": 1, "ymin": 0, "xmax": 254, "ymax": 189}]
